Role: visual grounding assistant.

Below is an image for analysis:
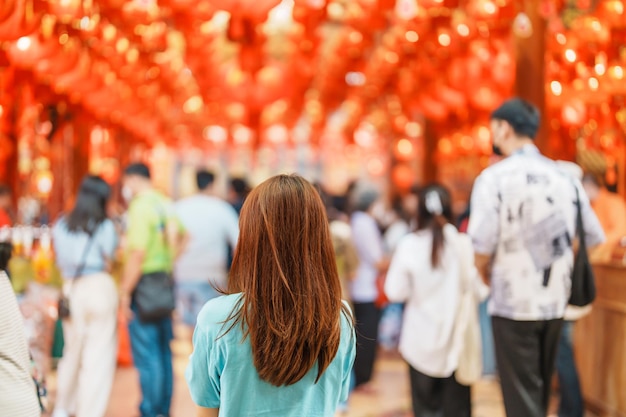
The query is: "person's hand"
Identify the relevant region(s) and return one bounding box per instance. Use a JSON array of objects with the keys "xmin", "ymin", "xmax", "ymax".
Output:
[{"xmin": 119, "ymin": 292, "xmax": 134, "ymax": 321}]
